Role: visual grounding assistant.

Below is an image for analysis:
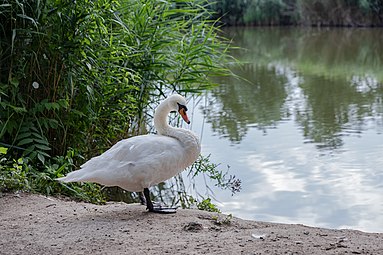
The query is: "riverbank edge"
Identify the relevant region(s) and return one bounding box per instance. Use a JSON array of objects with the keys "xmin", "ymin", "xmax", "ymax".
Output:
[{"xmin": 1, "ymin": 192, "xmax": 382, "ymax": 254}]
